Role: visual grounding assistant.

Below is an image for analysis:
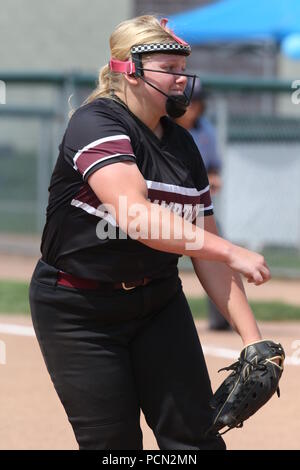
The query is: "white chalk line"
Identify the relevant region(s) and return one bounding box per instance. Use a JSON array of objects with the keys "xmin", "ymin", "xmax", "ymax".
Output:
[
  {"xmin": 0, "ymin": 323, "xmax": 35, "ymax": 337},
  {"xmin": 1, "ymin": 323, "xmax": 299, "ymax": 366}
]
